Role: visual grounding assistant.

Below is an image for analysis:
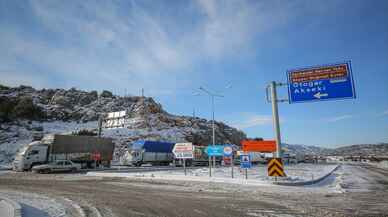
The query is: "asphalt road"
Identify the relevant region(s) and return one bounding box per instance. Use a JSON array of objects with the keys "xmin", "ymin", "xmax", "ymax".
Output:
[{"xmin": 0, "ymin": 163, "xmax": 387, "ymax": 217}]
